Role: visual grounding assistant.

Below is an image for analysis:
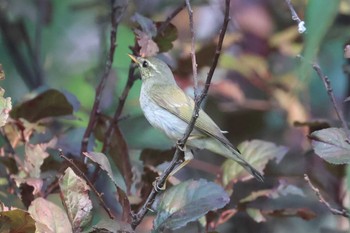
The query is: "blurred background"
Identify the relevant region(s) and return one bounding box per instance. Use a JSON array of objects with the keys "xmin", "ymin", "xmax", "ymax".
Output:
[{"xmin": 1, "ymin": 0, "xmax": 350, "ymax": 232}]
